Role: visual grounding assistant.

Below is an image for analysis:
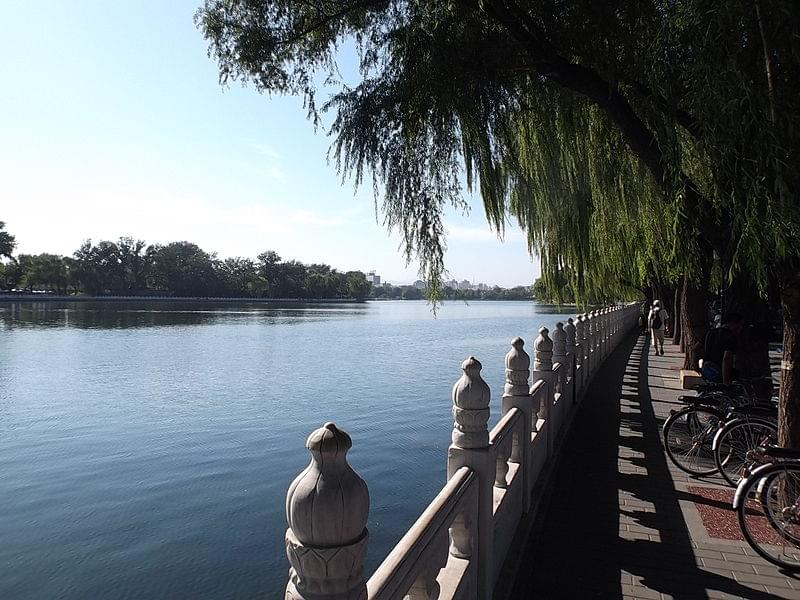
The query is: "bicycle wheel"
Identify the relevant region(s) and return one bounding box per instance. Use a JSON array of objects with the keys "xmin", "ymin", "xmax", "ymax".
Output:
[
  {"xmin": 737, "ymin": 463, "xmax": 800, "ymax": 570},
  {"xmin": 714, "ymin": 418, "xmax": 777, "ymax": 487},
  {"xmin": 662, "ymin": 406, "xmax": 722, "ymax": 476}
]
